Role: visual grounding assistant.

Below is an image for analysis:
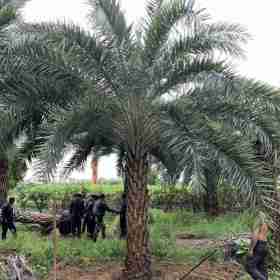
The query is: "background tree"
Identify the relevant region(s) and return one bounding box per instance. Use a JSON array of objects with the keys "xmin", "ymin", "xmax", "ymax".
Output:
[
  {"xmin": 0, "ymin": 0, "xmax": 31, "ymax": 204},
  {"xmin": 169, "ymin": 79, "xmax": 280, "ymax": 215}
]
